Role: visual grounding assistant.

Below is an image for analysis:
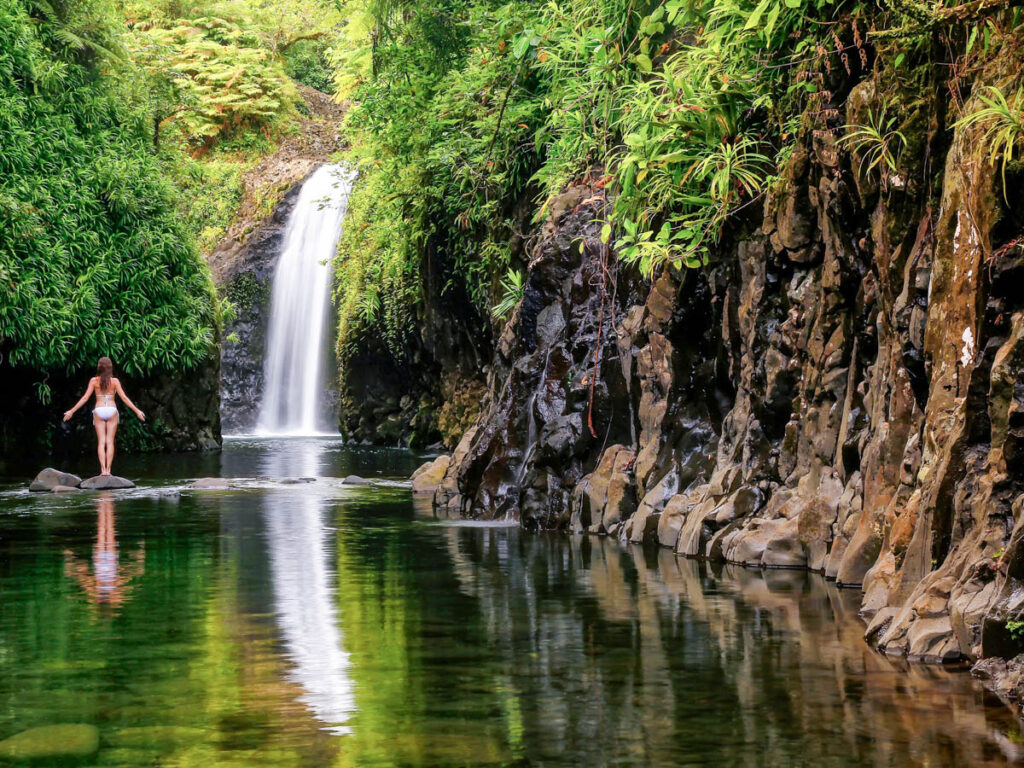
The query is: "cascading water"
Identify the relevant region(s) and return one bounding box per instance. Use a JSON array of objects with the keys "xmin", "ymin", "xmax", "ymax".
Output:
[{"xmin": 256, "ymin": 164, "xmax": 354, "ymax": 435}]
